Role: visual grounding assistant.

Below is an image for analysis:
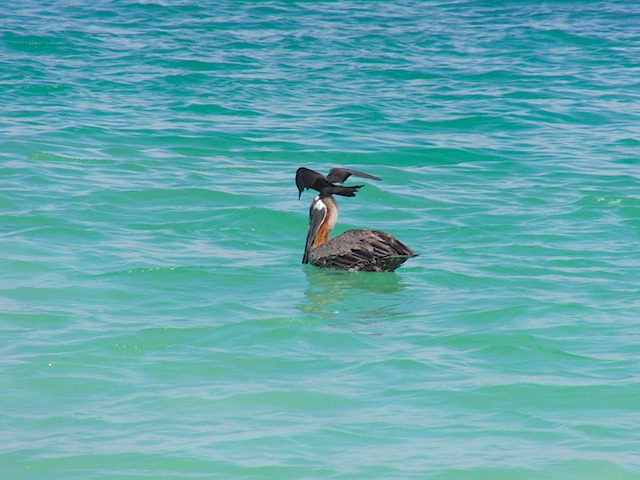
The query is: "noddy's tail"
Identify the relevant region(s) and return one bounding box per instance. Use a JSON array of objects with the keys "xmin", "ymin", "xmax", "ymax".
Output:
[{"xmin": 328, "ymin": 185, "xmax": 363, "ymax": 197}]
